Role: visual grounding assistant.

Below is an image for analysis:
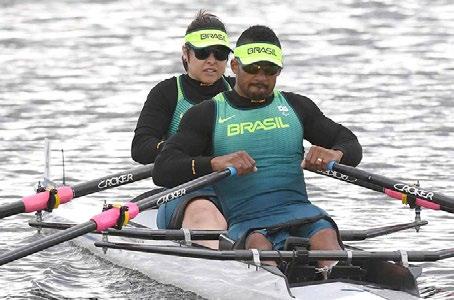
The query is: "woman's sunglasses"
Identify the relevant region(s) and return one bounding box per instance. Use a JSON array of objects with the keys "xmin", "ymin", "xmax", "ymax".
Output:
[
  {"xmin": 187, "ymin": 44, "xmax": 230, "ymax": 61},
  {"xmin": 240, "ymin": 62, "xmax": 281, "ymax": 76}
]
